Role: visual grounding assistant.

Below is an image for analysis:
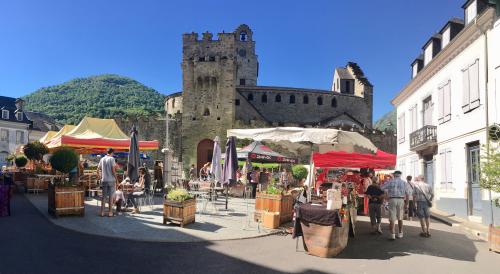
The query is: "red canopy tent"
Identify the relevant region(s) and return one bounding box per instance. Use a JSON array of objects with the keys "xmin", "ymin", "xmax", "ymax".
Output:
[{"xmin": 312, "ymin": 150, "xmax": 396, "ymax": 169}]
